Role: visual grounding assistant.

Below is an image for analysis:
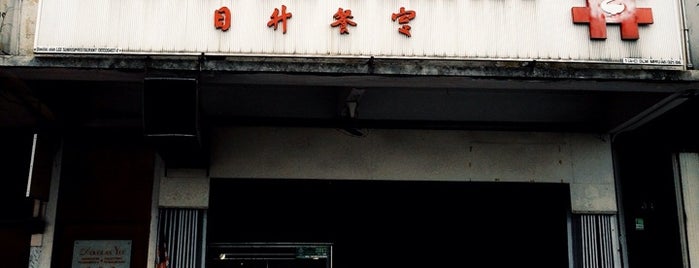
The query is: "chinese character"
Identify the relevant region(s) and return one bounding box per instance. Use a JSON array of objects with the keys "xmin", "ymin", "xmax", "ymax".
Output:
[
  {"xmin": 267, "ymin": 5, "xmax": 292, "ymax": 34},
  {"xmin": 391, "ymin": 7, "xmax": 415, "ymax": 37},
  {"xmin": 214, "ymin": 7, "xmax": 231, "ymax": 31},
  {"xmin": 330, "ymin": 8, "xmax": 357, "ymax": 34}
]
